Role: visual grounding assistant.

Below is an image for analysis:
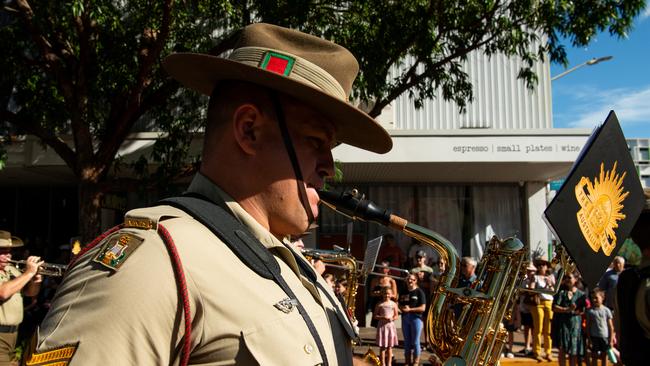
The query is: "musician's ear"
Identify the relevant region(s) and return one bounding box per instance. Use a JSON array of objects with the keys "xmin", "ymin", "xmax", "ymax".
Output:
[{"xmin": 232, "ymin": 103, "xmax": 265, "ymax": 155}]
